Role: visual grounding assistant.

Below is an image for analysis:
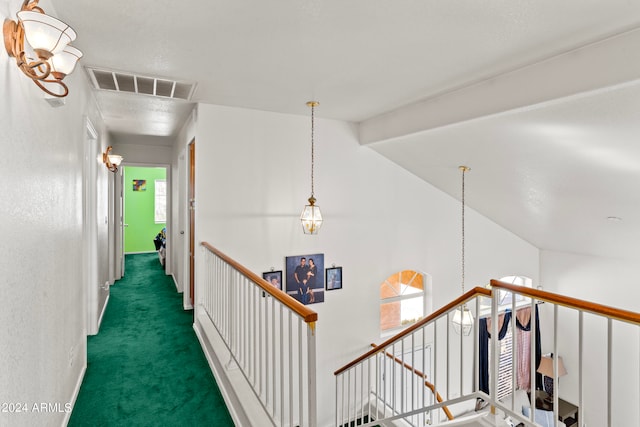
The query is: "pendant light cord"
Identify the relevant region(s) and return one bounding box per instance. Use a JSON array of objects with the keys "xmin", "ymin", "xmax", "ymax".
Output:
[
  {"xmin": 310, "ymin": 103, "xmax": 315, "ymax": 198},
  {"xmin": 461, "ymin": 166, "xmax": 466, "ymax": 295}
]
